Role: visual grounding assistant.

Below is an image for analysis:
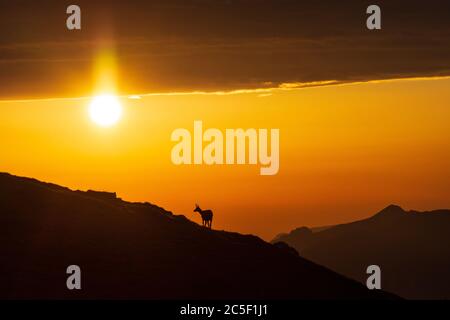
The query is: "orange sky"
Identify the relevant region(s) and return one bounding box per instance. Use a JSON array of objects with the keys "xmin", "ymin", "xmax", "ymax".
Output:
[{"xmin": 1, "ymin": 77, "xmax": 450, "ymax": 240}]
